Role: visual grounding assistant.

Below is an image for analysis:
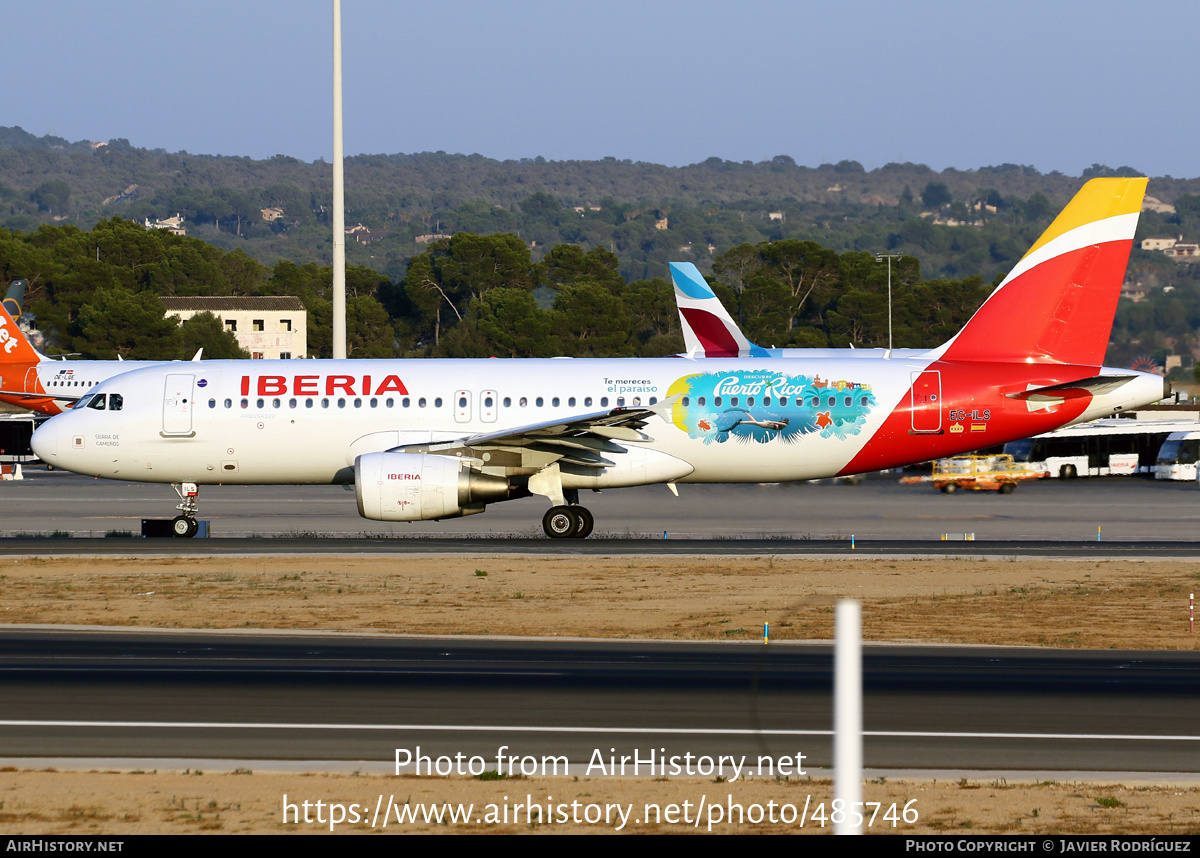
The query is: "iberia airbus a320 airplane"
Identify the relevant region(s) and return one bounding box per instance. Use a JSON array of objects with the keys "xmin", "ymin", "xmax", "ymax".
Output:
[{"xmin": 32, "ymin": 178, "xmax": 1167, "ymax": 538}]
